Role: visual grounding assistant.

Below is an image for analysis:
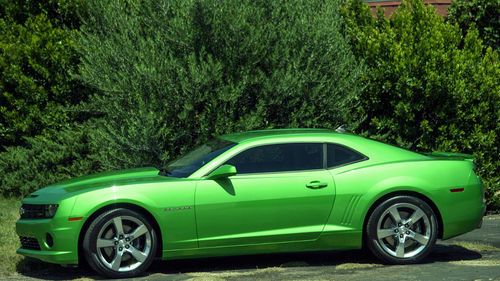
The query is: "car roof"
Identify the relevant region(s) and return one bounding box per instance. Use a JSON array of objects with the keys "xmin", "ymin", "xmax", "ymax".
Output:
[
  {"xmin": 219, "ymin": 128, "xmax": 347, "ymax": 143},
  {"xmin": 218, "ymin": 128, "xmax": 428, "ymax": 165}
]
